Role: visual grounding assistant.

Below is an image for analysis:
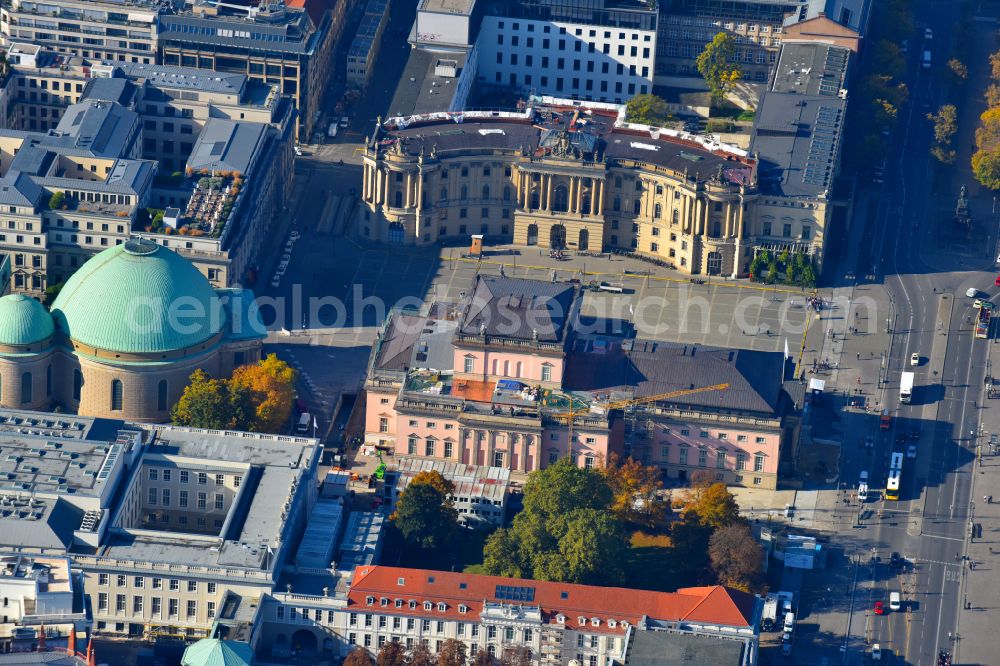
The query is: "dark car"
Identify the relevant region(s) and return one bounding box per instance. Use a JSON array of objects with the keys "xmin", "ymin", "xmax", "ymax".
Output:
[{"xmin": 890, "ymin": 552, "xmax": 902, "ymax": 569}]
